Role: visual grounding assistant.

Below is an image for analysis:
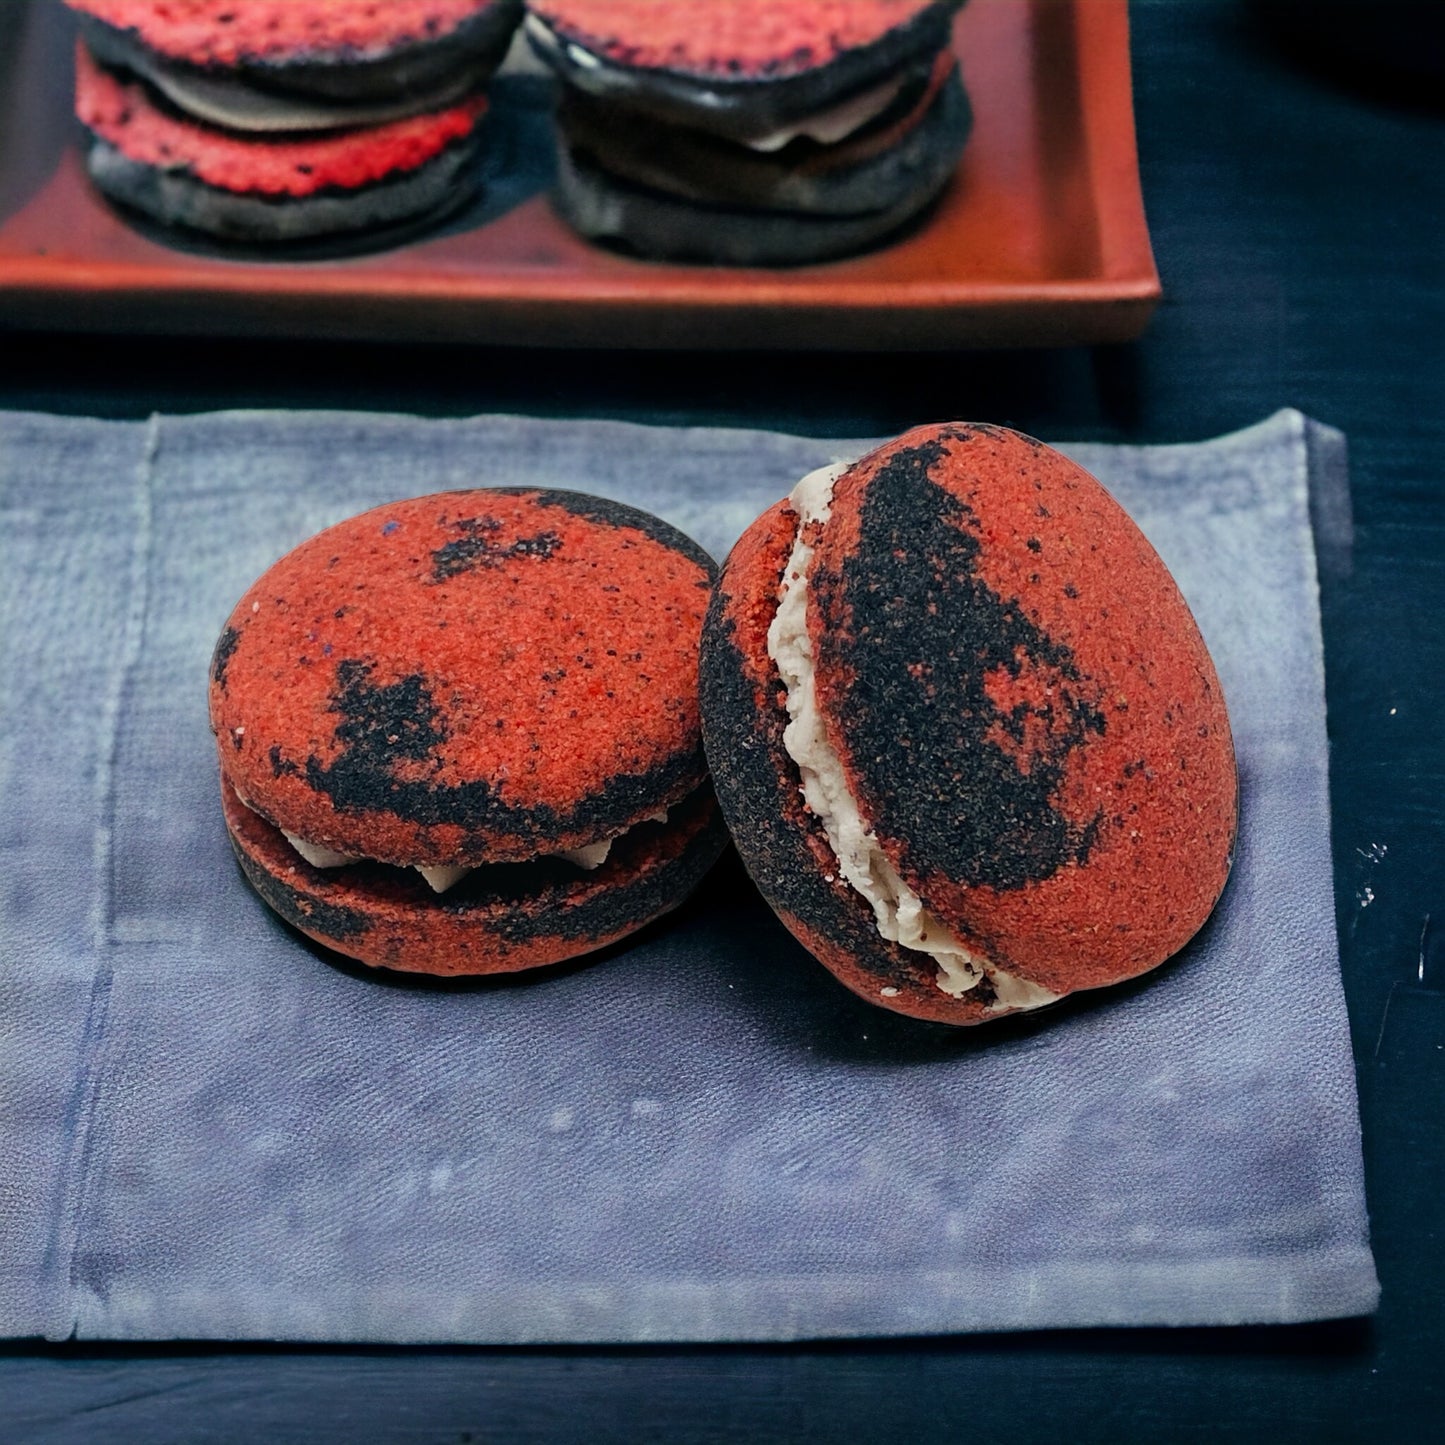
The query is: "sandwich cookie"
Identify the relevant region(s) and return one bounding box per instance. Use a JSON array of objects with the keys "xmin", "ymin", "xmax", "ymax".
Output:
[
  {"xmin": 525, "ymin": 0, "xmax": 972, "ymax": 265},
  {"xmin": 75, "ymin": 46, "xmax": 490, "ymax": 243},
  {"xmin": 700, "ymin": 424, "xmax": 1239, "ymax": 1024},
  {"xmin": 210, "ymin": 489, "xmax": 727, "ymax": 976},
  {"xmin": 67, "ymin": 1, "xmax": 524, "ymax": 242}
]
